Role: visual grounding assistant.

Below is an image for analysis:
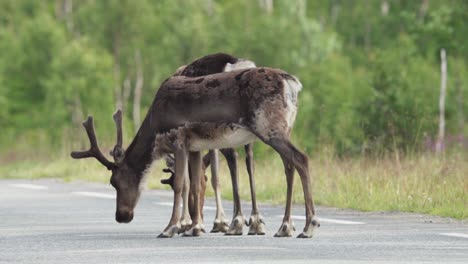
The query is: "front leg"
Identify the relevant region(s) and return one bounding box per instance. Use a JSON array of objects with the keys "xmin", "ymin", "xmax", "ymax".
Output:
[
  {"xmin": 184, "ymin": 151, "xmax": 203, "ymax": 236},
  {"xmin": 179, "ymin": 170, "xmax": 192, "ymax": 233},
  {"xmin": 158, "ymin": 149, "xmax": 188, "ymax": 238},
  {"xmin": 209, "ymin": 150, "xmax": 229, "ymax": 233}
]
